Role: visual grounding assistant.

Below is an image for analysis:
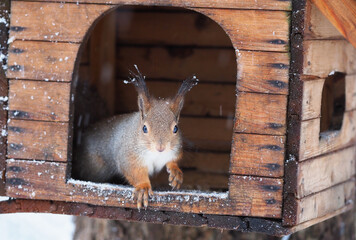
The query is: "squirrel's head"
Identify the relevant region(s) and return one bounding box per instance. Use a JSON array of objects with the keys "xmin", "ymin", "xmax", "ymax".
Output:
[{"xmin": 128, "ymin": 65, "xmax": 198, "ymax": 153}]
